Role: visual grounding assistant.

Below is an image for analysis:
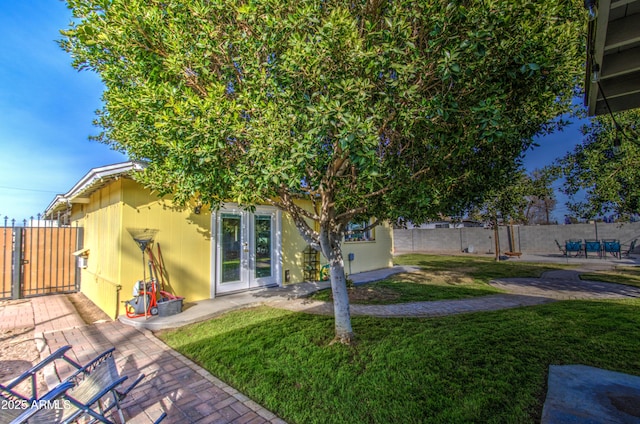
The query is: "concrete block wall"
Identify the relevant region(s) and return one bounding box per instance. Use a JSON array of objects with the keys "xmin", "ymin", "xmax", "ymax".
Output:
[{"xmin": 394, "ymin": 222, "xmax": 640, "ymax": 255}]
